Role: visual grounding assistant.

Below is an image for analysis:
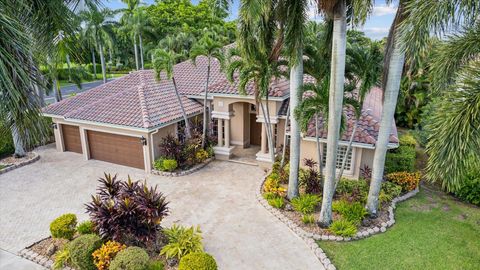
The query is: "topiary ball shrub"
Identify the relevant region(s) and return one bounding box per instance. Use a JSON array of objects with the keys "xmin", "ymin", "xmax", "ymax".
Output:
[
  {"xmin": 77, "ymin": 220, "xmax": 95, "ymax": 235},
  {"xmin": 178, "ymin": 252, "xmax": 217, "ymax": 270},
  {"xmin": 162, "ymin": 159, "xmax": 178, "ymax": 172},
  {"xmin": 50, "ymin": 213, "xmax": 77, "ymax": 240},
  {"xmin": 109, "ymin": 246, "xmax": 150, "ymax": 270},
  {"xmin": 67, "ymin": 234, "xmax": 103, "ymax": 270}
]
